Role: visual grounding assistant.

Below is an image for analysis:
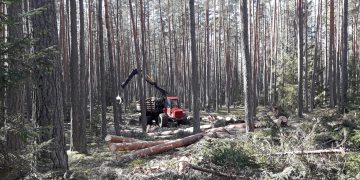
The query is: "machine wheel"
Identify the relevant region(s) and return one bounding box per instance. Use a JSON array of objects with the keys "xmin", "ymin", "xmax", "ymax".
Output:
[
  {"xmin": 158, "ymin": 113, "xmax": 168, "ymax": 127},
  {"xmin": 139, "ymin": 116, "xmax": 153, "ymax": 125},
  {"xmin": 179, "ymin": 116, "xmax": 191, "ymax": 125},
  {"xmin": 146, "ymin": 116, "xmax": 153, "ymax": 125}
]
